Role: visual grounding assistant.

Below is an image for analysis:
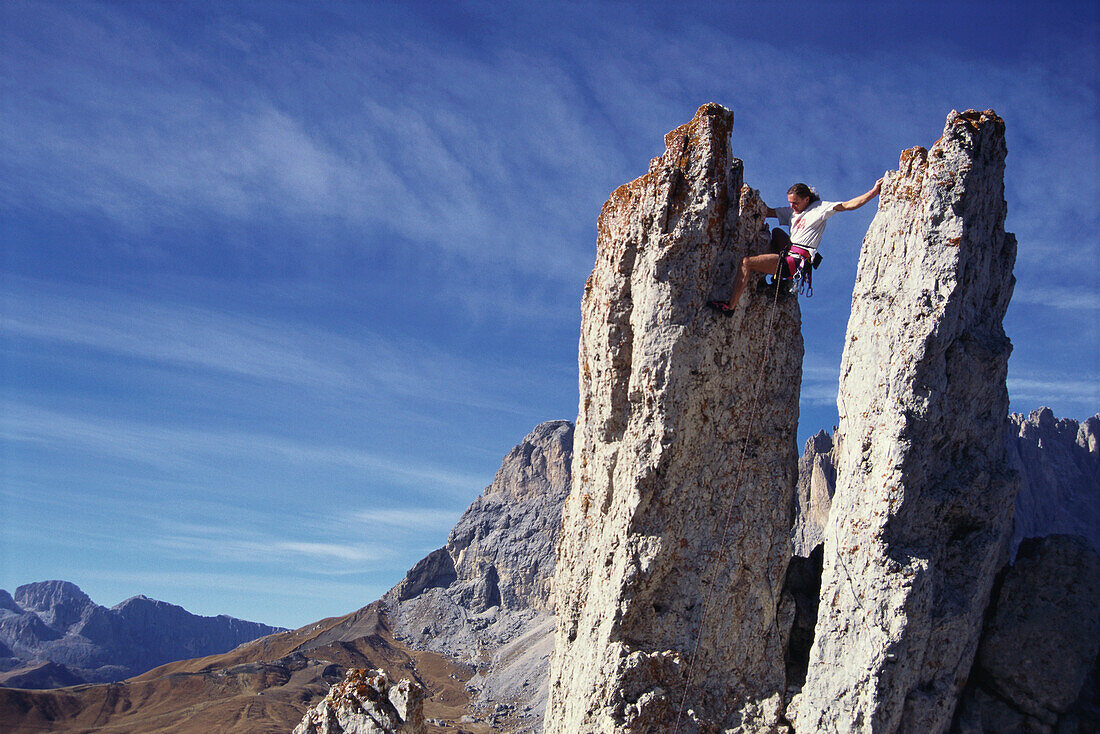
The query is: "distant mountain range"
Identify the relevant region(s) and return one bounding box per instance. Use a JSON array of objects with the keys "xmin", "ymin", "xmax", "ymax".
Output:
[{"xmin": 0, "ymin": 580, "xmax": 284, "ymax": 688}]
